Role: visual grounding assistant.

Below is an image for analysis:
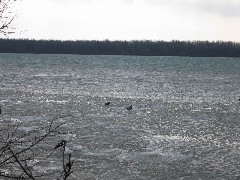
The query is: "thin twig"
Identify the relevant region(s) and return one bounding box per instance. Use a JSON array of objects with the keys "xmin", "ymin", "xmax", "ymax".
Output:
[{"xmin": 8, "ymin": 147, "xmax": 35, "ymax": 179}]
